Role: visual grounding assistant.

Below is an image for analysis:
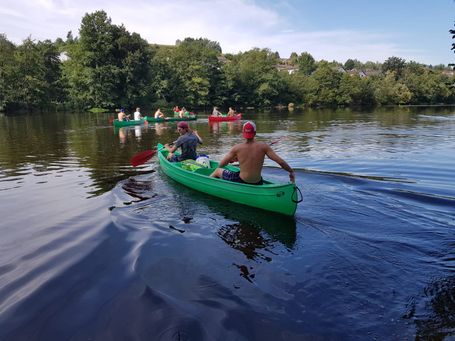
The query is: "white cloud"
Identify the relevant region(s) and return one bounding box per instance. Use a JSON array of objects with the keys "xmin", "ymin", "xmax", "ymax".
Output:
[{"xmin": 0, "ymin": 0, "xmax": 444, "ymax": 64}]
